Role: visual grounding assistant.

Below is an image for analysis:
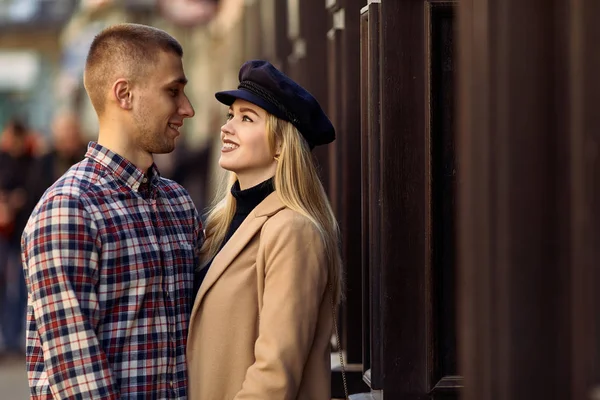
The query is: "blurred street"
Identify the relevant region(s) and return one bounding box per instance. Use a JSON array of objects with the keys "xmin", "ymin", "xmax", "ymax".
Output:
[
  {"xmin": 0, "ymin": 355, "xmax": 28, "ymax": 399},
  {"xmin": 0, "ymin": 0, "xmax": 230, "ymax": 396}
]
